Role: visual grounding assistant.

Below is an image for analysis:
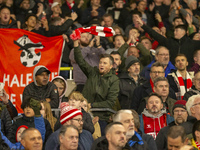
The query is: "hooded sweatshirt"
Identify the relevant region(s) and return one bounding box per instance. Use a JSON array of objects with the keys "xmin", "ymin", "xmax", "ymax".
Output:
[{"xmin": 22, "ymin": 65, "xmax": 59, "ymax": 108}]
